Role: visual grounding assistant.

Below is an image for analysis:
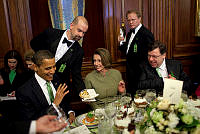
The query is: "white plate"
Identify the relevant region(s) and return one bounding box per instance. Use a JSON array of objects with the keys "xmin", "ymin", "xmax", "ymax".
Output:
[{"xmin": 80, "ymin": 89, "xmax": 99, "ymax": 101}]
